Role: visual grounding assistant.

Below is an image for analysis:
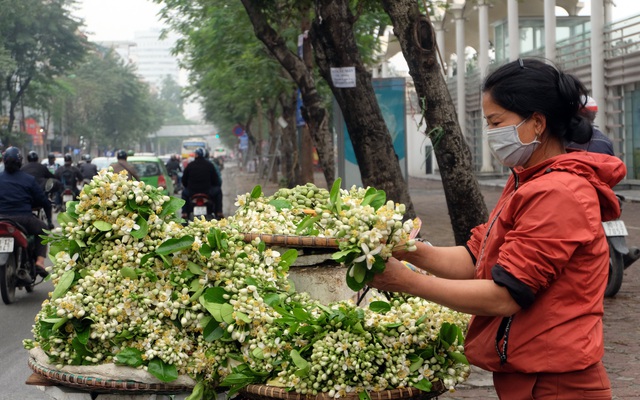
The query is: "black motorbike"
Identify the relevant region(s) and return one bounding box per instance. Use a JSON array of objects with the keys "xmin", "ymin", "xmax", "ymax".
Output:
[
  {"xmin": 188, "ymin": 193, "xmax": 215, "ymax": 221},
  {"xmin": 0, "ymin": 219, "xmax": 41, "ymax": 304},
  {"xmin": 604, "ymin": 195, "xmax": 640, "ymax": 297}
]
